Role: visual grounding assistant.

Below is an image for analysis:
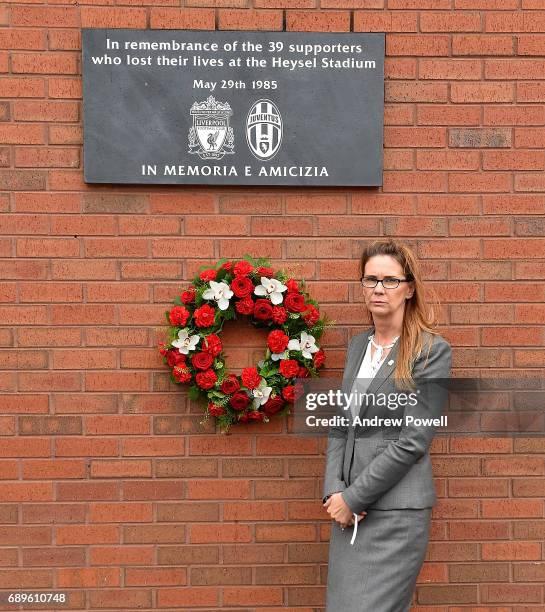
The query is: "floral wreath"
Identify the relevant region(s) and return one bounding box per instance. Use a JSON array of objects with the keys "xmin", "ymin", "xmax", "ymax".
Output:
[{"xmin": 159, "ymin": 255, "xmax": 328, "ymax": 432}]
